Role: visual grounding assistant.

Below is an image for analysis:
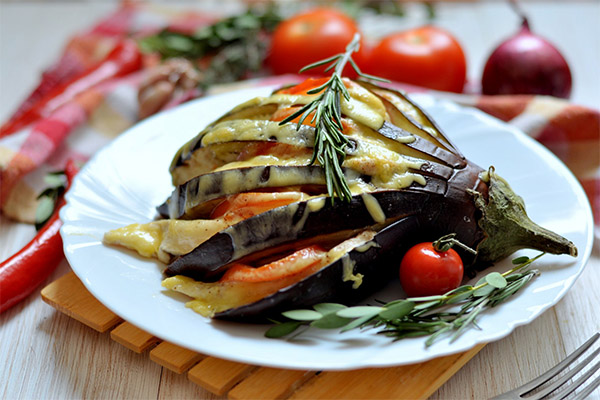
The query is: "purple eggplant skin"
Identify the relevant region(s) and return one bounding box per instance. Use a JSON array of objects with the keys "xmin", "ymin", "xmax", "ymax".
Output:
[
  {"xmin": 212, "ymin": 163, "xmax": 487, "ymax": 322},
  {"xmin": 164, "ymin": 185, "xmax": 443, "ymax": 282},
  {"xmin": 215, "ymin": 216, "xmax": 422, "ymax": 322},
  {"xmin": 164, "ymin": 160, "xmax": 484, "ymax": 283}
]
